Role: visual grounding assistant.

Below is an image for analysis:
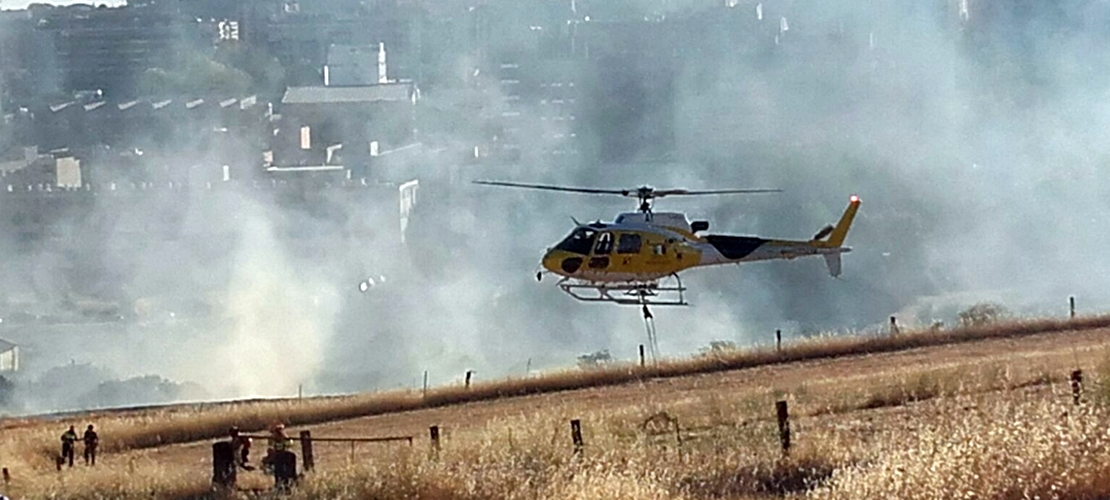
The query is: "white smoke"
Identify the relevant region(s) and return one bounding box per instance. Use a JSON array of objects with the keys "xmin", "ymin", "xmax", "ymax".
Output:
[{"xmin": 208, "ymin": 200, "xmax": 337, "ymax": 397}]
